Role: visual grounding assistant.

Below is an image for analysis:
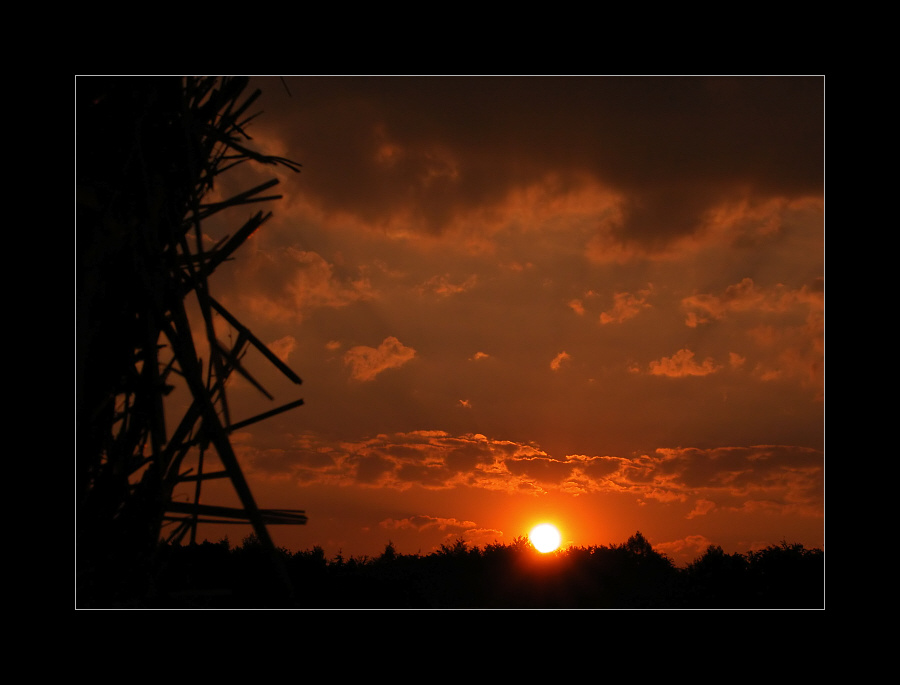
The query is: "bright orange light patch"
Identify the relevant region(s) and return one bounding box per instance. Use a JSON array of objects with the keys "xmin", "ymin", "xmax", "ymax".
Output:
[{"xmin": 529, "ymin": 523, "xmax": 562, "ymax": 553}]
